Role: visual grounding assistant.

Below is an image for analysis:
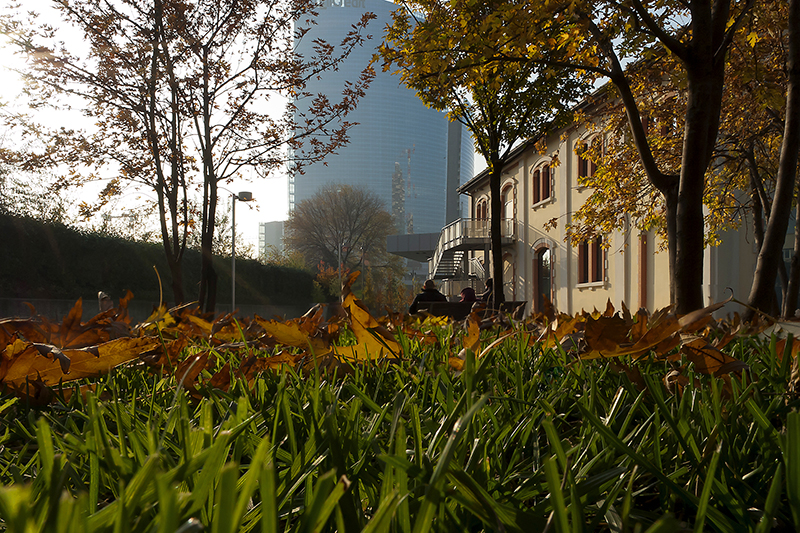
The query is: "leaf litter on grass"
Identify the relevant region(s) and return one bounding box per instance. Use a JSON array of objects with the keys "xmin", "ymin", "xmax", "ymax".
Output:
[{"xmin": 0, "ymin": 272, "xmax": 785, "ymax": 404}]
